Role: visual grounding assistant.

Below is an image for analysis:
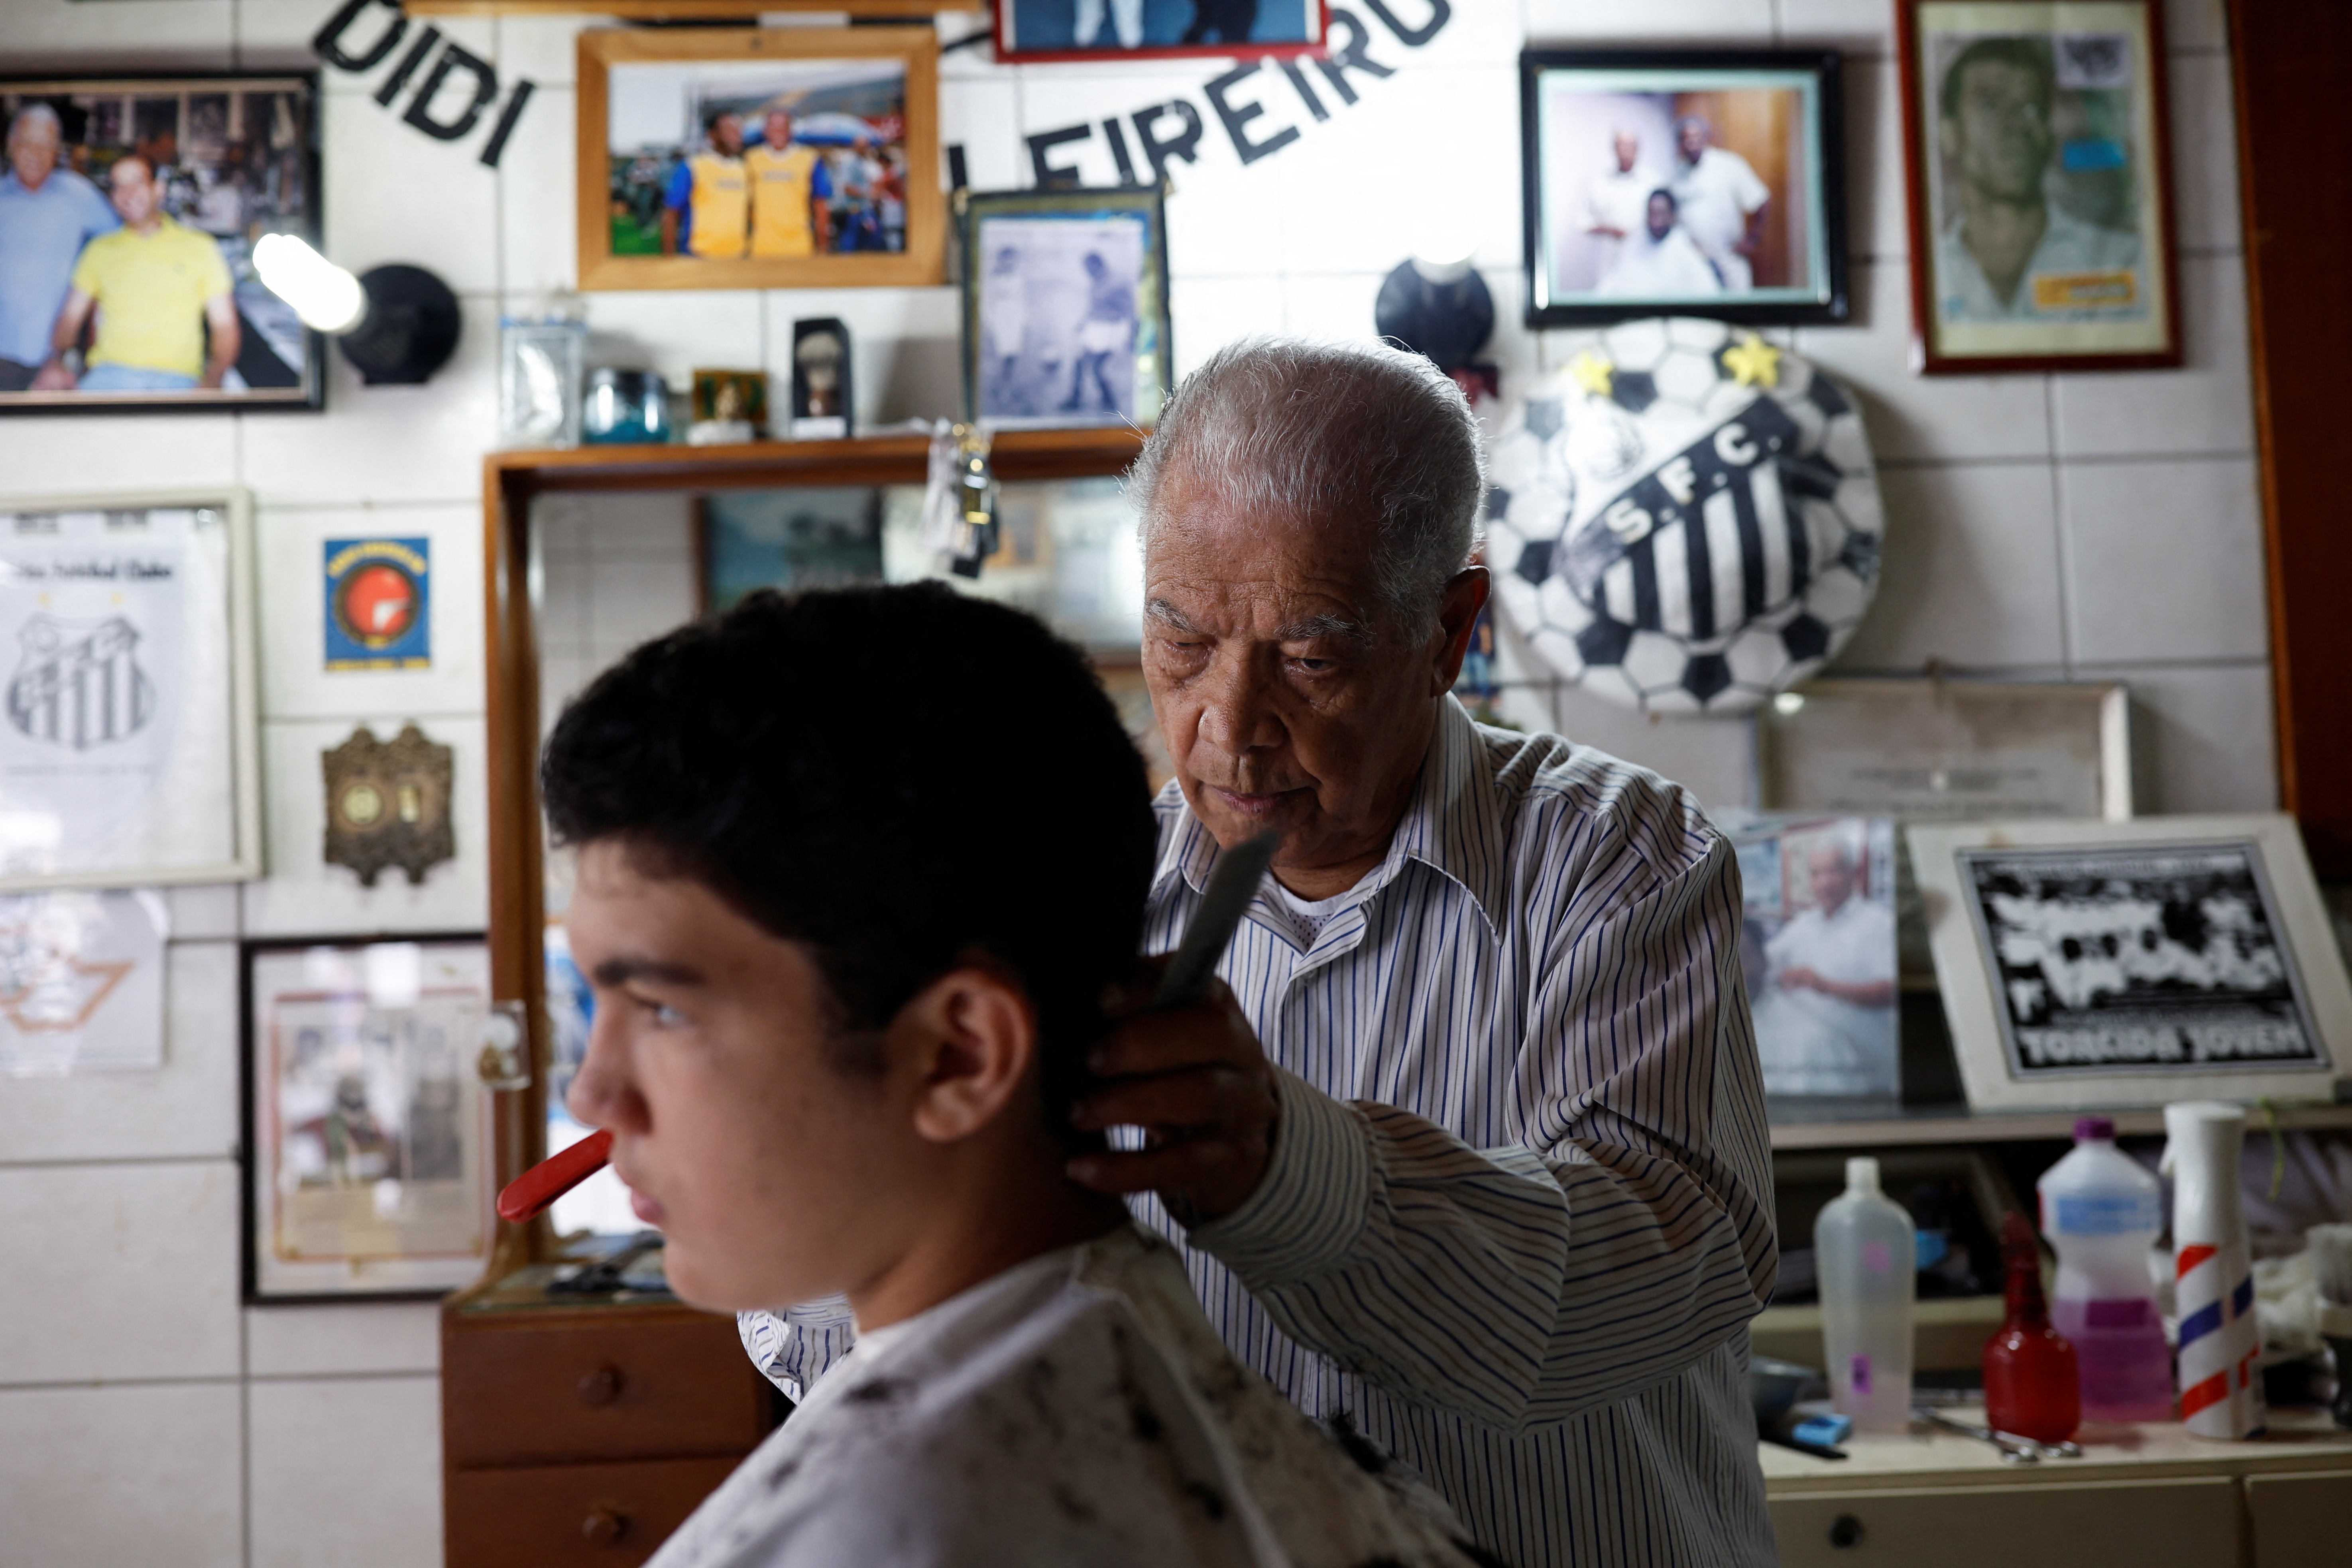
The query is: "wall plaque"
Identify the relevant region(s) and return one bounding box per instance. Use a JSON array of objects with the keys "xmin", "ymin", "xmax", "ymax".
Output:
[{"xmin": 322, "ymin": 722, "xmax": 454, "ymax": 886}]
